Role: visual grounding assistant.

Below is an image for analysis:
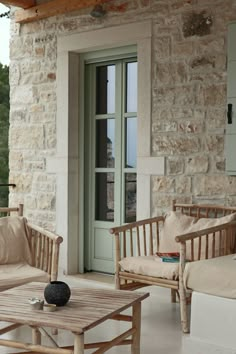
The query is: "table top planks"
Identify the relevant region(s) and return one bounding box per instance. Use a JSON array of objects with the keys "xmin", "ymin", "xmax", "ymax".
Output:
[{"xmin": 0, "ymin": 283, "xmax": 149, "ymax": 334}]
